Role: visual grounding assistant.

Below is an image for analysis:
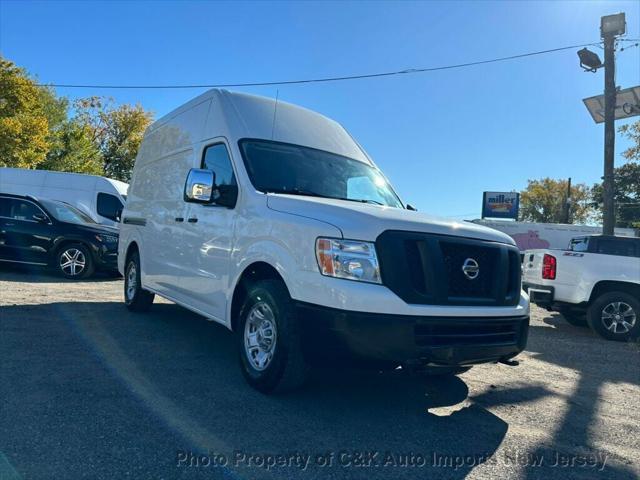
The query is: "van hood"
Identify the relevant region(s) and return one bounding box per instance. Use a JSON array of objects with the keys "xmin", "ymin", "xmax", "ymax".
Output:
[{"xmin": 266, "ymin": 194, "xmax": 515, "ymax": 245}]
